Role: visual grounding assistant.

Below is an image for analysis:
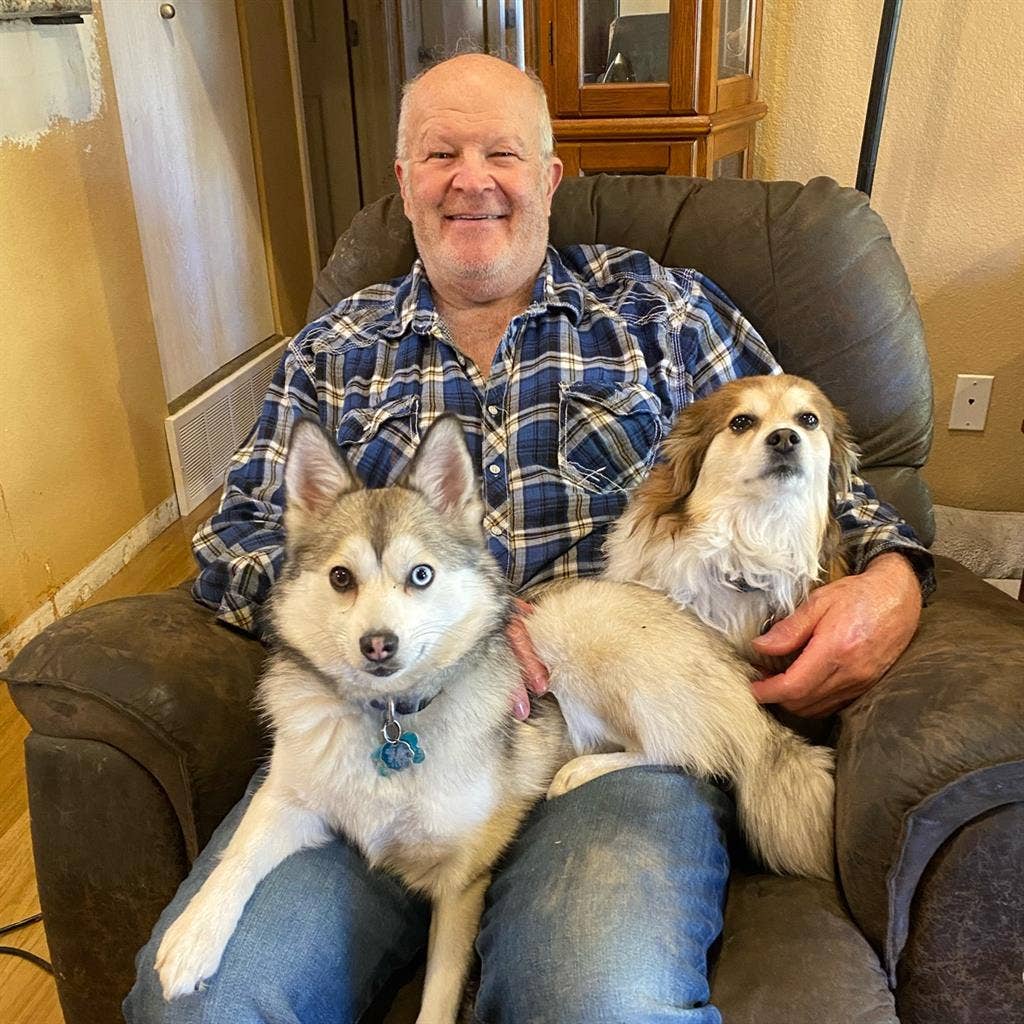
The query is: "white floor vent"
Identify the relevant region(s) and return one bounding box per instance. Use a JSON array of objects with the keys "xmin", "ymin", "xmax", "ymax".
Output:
[{"xmin": 165, "ymin": 340, "xmax": 287, "ymax": 515}]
